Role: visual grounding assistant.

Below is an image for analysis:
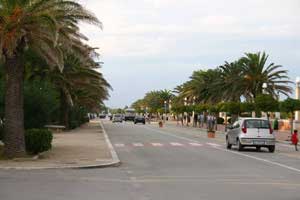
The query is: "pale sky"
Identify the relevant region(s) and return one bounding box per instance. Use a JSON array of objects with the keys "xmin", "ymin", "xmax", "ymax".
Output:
[{"xmin": 79, "ymin": 0, "xmax": 300, "ymax": 108}]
